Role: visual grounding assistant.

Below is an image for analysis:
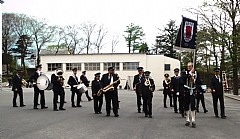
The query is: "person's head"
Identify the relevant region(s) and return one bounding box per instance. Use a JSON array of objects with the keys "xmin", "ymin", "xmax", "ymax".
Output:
[
  {"xmin": 137, "ymin": 67, "xmax": 144, "ymax": 74},
  {"xmin": 16, "ymin": 70, "xmax": 22, "ymax": 75},
  {"xmin": 164, "ymin": 73, "xmax": 169, "ymax": 79},
  {"xmin": 72, "ymin": 68, "xmax": 77, "ymax": 75},
  {"xmin": 174, "ymin": 68, "xmax": 180, "ymax": 76},
  {"xmin": 108, "ymin": 67, "xmax": 115, "ymax": 74},
  {"xmin": 214, "ymin": 68, "xmax": 220, "ymax": 76},
  {"xmin": 36, "ymin": 64, "xmax": 42, "ymax": 71},
  {"xmin": 82, "ymin": 71, "xmax": 86, "ymax": 75},
  {"xmin": 187, "ymin": 62, "xmax": 193, "ymax": 71},
  {"xmin": 95, "ymin": 72, "xmax": 101, "ymax": 80},
  {"xmin": 144, "ymin": 71, "xmax": 151, "ymax": 79}
]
